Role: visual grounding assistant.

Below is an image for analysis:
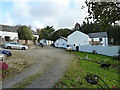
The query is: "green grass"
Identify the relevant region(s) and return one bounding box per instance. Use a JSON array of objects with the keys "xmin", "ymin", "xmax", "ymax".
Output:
[
  {"xmin": 54, "ymin": 51, "xmax": 119, "ymax": 88},
  {"xmin": 13, "ymin": 70, "xmax": 42, "ymax": 88},
  {"xmin": 75, "ymin": 51, "xmax": 119, "ymax": 65}
]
